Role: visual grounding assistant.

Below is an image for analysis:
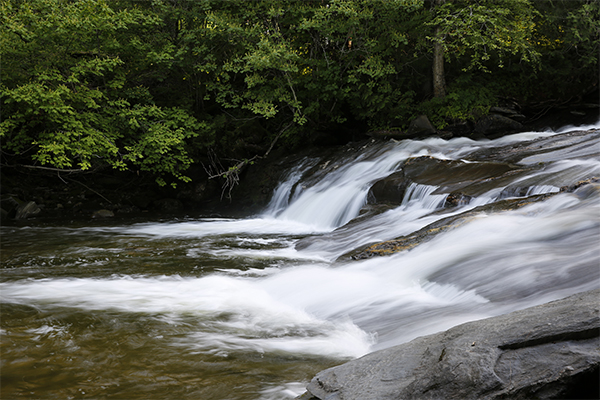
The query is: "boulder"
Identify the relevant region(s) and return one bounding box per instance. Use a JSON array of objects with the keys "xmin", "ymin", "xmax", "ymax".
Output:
[
  {"xmin": 407, "ymin": 115, "xmax": 437, "ymax": 137},
  {"xmin": 443, "ymin": 121, "xmax": 472, "ymax": 137},
  {"xmin": 368, "ymin": 171, "xmax": 410, "ymax": 205},
  {"xmin": 0, "ymin": 195, "xmax": 21, "ymax": 219},
  {"xmin": 474, "ymin": 114, "xmax": 523, "ymax": 138},
  {"xmin": 92, "ymin": 209, "xmax": 114, "ymax": 218},
  {"xmin": 366, "ymin": 130, "xmax": 417, "ymax": 141},
  {"xmin": 367, "ymin": 156, "xmax": 528, "ymax": 204},
  {"xmin": 15, "ymin": 201, "xmax": 41, "ymax": 220},
  {"xmin": 300, "ymin": 289, "xmax": 600, "ymax": 400},
  {"xmin": 490, "ymin": 106, "xmax": 526, "ymax": 121},
  {"xmin": 465, "ymin": 129, "xmax": 600, "ymax": 164}
]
